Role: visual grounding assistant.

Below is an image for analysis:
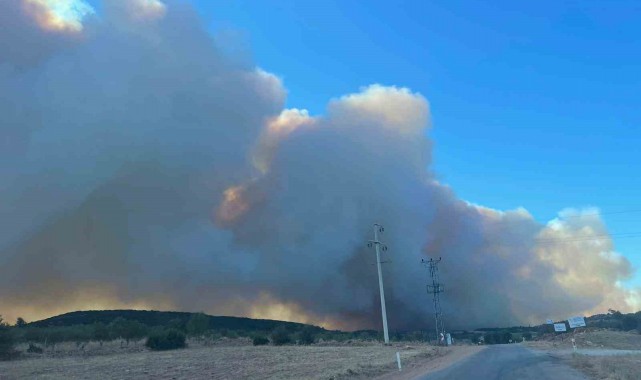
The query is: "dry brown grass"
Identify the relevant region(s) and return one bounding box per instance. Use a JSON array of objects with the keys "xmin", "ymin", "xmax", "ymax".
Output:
[
  {"xmin": 526, "ymin": 329, "xmax": 641, "ymax": 379},
  {"xmin": 527, "ymin": 329, "xmax": 641, "ymax": 351},
  {"xmin": 0, "ymin": 340, "xmax": 446, "ymax": 380},
  {"xmin": 571, "ymin": 354, "xmax": 641, "ymax": 380}
]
